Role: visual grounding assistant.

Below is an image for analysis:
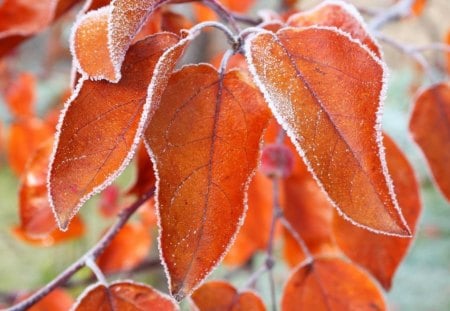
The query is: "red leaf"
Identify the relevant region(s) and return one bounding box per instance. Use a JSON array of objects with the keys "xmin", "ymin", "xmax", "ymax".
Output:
[
  {"xmin": 99, "ymin": 184, "xmax": 121, "ymax": 217},
  {"xmin": 127, "ymin": 143, "xmax": 156, "ymax": 197},
  {"xmin": 191, "ymin": 281, "xmax": 265, "ymax": 311},
  {"xmin": 73, "ymin": 281, "xmax": 178, "ymax": 310},
  {"xmin": 15, "ymin": 288, "xmax": 74, "ymax": 311},
  {"xmin": 333, "ymin": 134, "xmax": 421, "ymax": 290},
  {"xmin": 409, "ymin": 82, "xmax": 450, "ymax": 201},
  {"xmin": 97, "ymin": 223, "xmax": 152, "ymax": 274},
  {"xmin": 281, "ymin": 258, "xmax": 386, "ymax": 311},
  {"xmin": 145, "ymin": 65, "xmax": 270, "ymax": 299},
  {"xmin": 246, "ymin": 26, "xmax": 410, "ymax": 236},
  {"xmin": 49, "ymin": 33, "xmax": 181, "ymax": 230},
  {"xmin": 287, "ymin": 0, "xmax": 381, "ymax": 58}
]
